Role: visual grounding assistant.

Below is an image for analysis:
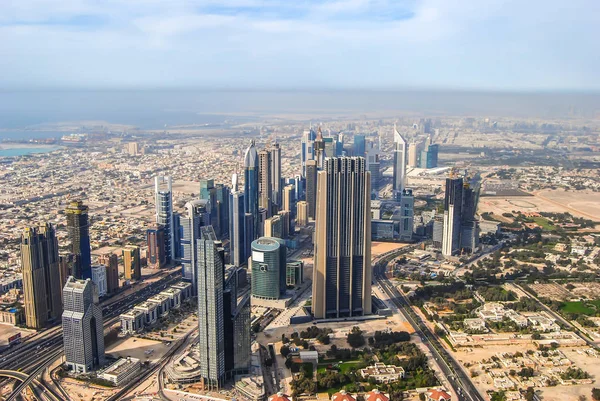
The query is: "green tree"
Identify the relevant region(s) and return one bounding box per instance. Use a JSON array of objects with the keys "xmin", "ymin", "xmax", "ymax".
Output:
[{"xmin": 347, "ymin": 326, "xmax": 366, "ymax": 348}]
